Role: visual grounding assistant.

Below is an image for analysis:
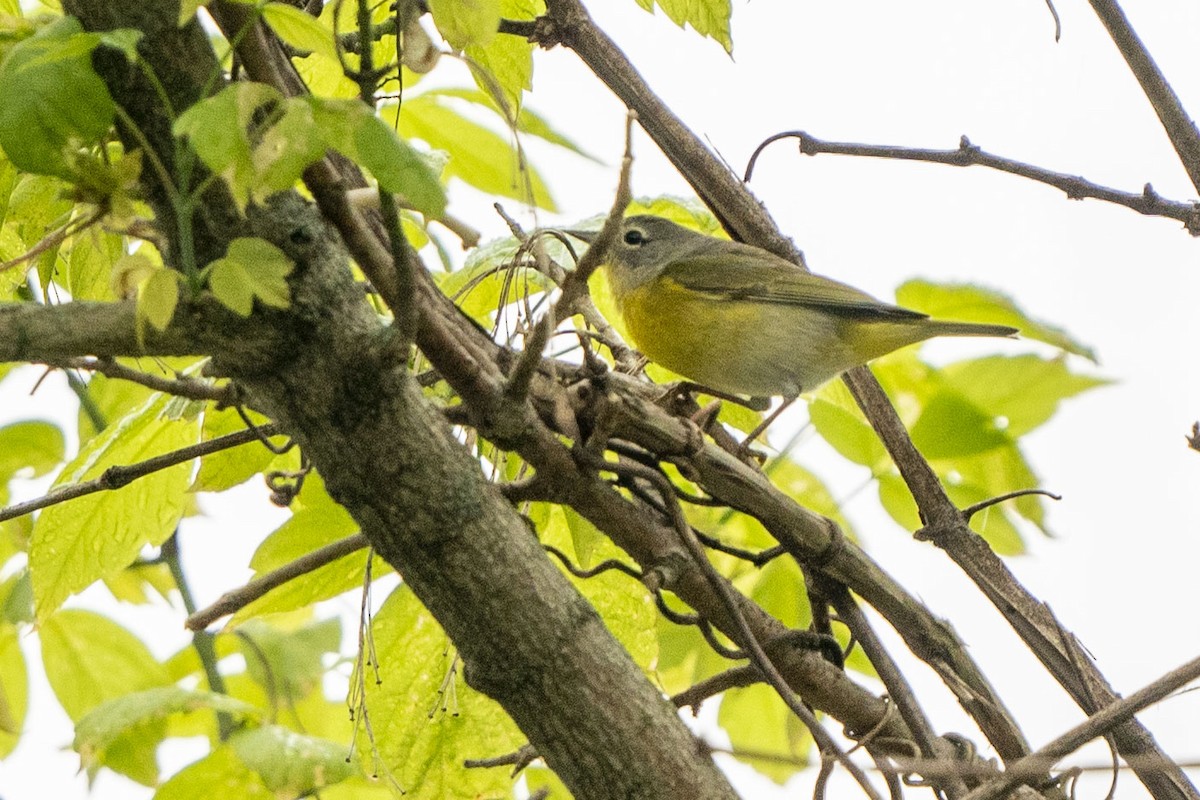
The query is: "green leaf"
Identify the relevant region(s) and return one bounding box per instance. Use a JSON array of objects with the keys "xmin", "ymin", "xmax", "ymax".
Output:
[
  {"xmin": 435, "ymin": 237, "xmax": 551, "ymax": 321},
  {"xmin": 0, "ymin": 17, "xmax": 116, "ymax": 177},
  {"xmin": 154, "ymin": 746, "xmax": 275, "ymax": 800},
  {"xmin": 895, "ymin": 279, "xmax": 1096, "ymax": 362},
  {"xmin": 261, "ymin": 2, "xmax": 339, "ymax": 61},
  {"xmin": 763, "ymin": 456, "xmax": 856, "ymax": 539},
  {"xmin": 358, "ymin": 585, "xmax": 522, "ymax": 800},
  {"xmin": 77, "ymin": 361, "xmax": 204, "ymax": 442},
  {"xmin": 413, "ymin": 88, "xmax": 601, "ymax": 161},
  {"xmin": 236, "ymin": 618, "xmax": 341, "ymax": 700},
  {"xmin": 942, "ymin": 354, "xmax": 1110, "ymax": 437},
  {"xmin": 877, "ymin": 473, "xmax": 920, "ymax": 532},
  {"xmin": 31, "ymin": 392, "xmax": 201, "ymax": 619},
  {"xmin": 909, "ymin": 390, "xmax": 1009, "ymax": 460},
  {"xmin": 807, "ymin": 396, "xmax": 887, "ymax": 470},
  {"xmin": 173, "ymin": 81, "xmax": 281, "ymax": 173},
  {"xmin": 137, "ymin": 268, "xmax": 180, "ymax": 333},
  {"xmin": 355, "ymin": 113, "xmax": 448, "ymax": 218},
  {"xmin": 0, "ymin": 420, "xmax": 65, "ymax": 482},
  {"xmin": 191, "ymin": 405, "xmax": 279, "ymax": 492},
  {"xmin": 636, "ymin": 0, "xmax": 733, "ymax": 53},
  {"xmin": 63, "ymin": 227, "xmax": 124, "ymax": 301},
  {"xmin": 398, "ymin": 94, "xmax": 555, "ymax": 210},
  {"xmin": 230, "ymin": 725, "xmax": 356, "ymax": 795},
  {"xmin": 229, "ymin": 485, "xmax": 379, "ymax": 624},
  {"xmin": 175, "ymin": 82, "xmax": 305, "ymax": 205},
  {"xmin": 39, "ymin": 609, "xmax": 171, "ymax": 722},
  {"xmin": 75, "ymin": 687, "xmax": 259, "ymax": 784},
  {"xmin": 308, "ymin": 97, "xmax": 447, "ymax": 218},
  {"xmin": 463, "ymin": 0, "xmax": 541, "ymax": 114},
  {"xmin": 207, "ymin": 236, "xmax": 293, "ymax": 317},
  {"xmin": 0, "ymin": 621, "xmax": 27, "ymax": 756},
  {"xmin": 718, "ymin": 684, "xmax": 812, "ymax": 783},
  {"xmin": 542, "ymin": 507, "xmax": 657, "ymax": 669},
  {"xmin": 428, "ymin": 0, "xmax": 501, "ymax": 49},
  {"xmin": 252, "ymin": 98, "xmax": 328, "ymax": 196}
]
